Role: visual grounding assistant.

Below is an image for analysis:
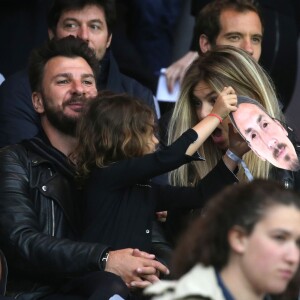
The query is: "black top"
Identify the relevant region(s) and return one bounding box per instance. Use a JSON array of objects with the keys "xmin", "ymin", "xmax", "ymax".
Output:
[{"xmin": 81, "ymin": 129, "xmax": 238, "ymax": 252}]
